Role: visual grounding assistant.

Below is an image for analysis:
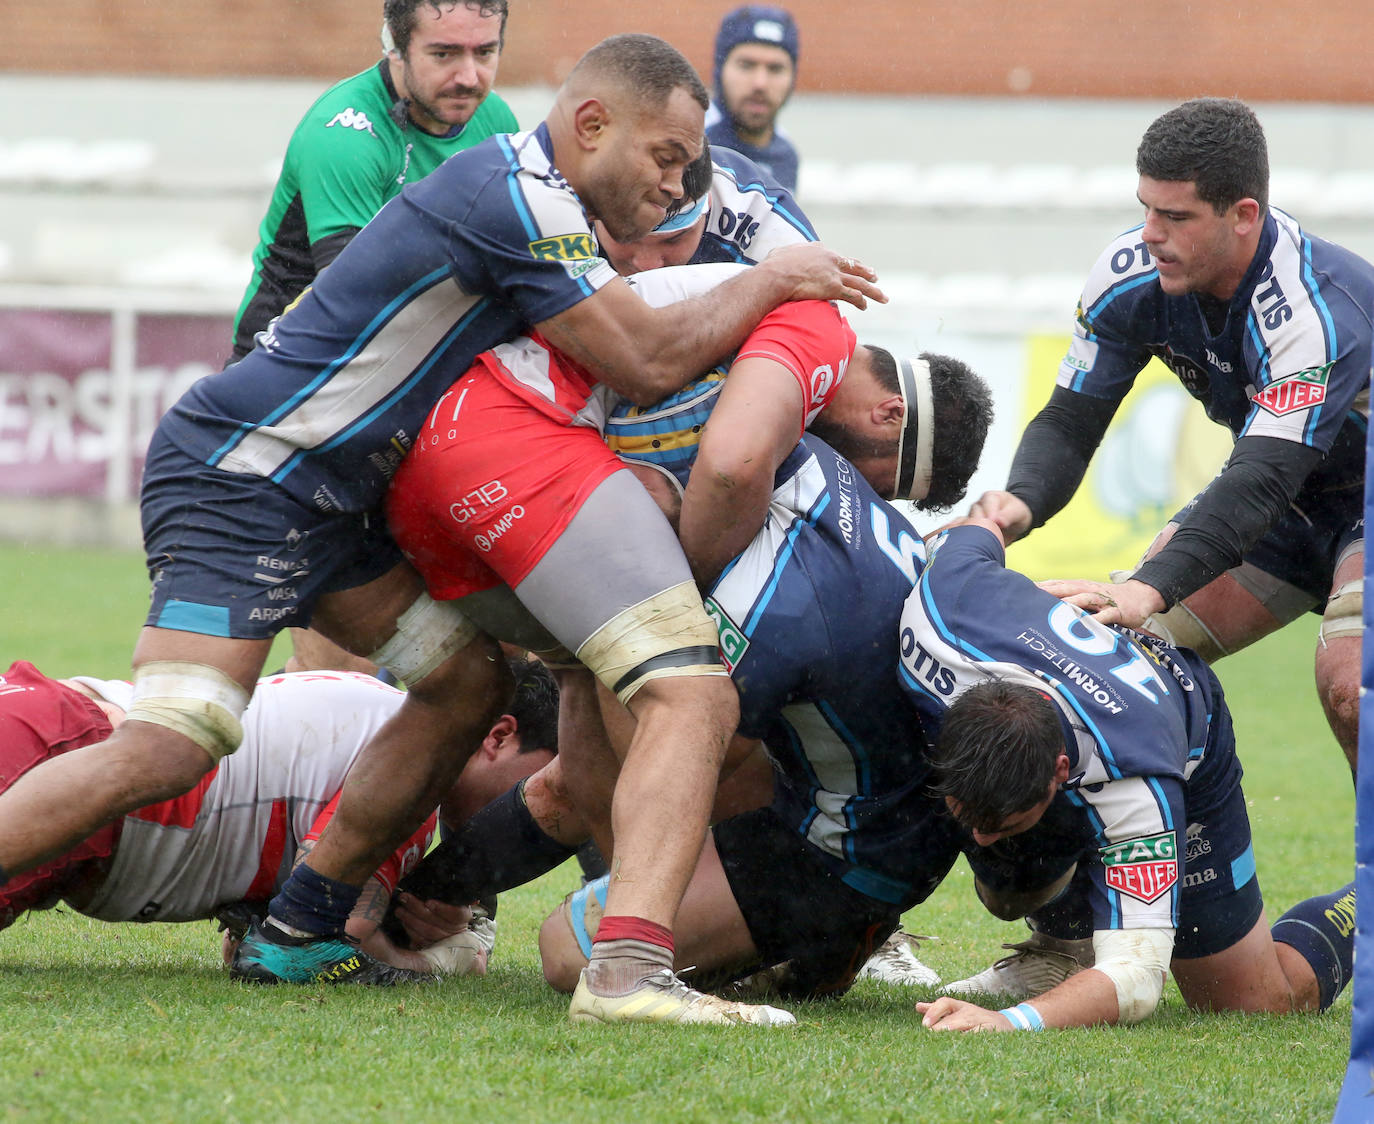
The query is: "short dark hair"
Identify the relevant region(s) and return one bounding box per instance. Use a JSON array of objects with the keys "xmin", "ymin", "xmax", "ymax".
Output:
[
  {"xmin": 1136, "ymin": 97, "xmax": 1268, "ymax": 215},
  {"xmin": 507, "ymin": 657, "xmax": 558, "ymax": 755},
  {"xmin": 928, "ymin": 680, "xmax": 1062, "ymax": 834},
  {"xmin": 384, "ymin": 0, "xmax": 509, "ymax": 56},
  {"xmin": 668, "ymin": 139, "xmax": 715, "ymax": 217},
  {"xmin": 569, "ymin": 33, "xmax": 710, "ymax": 114},
  {"xmin": 857, "ymin": 346, "xmax": 994, "ymax": 512}
]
